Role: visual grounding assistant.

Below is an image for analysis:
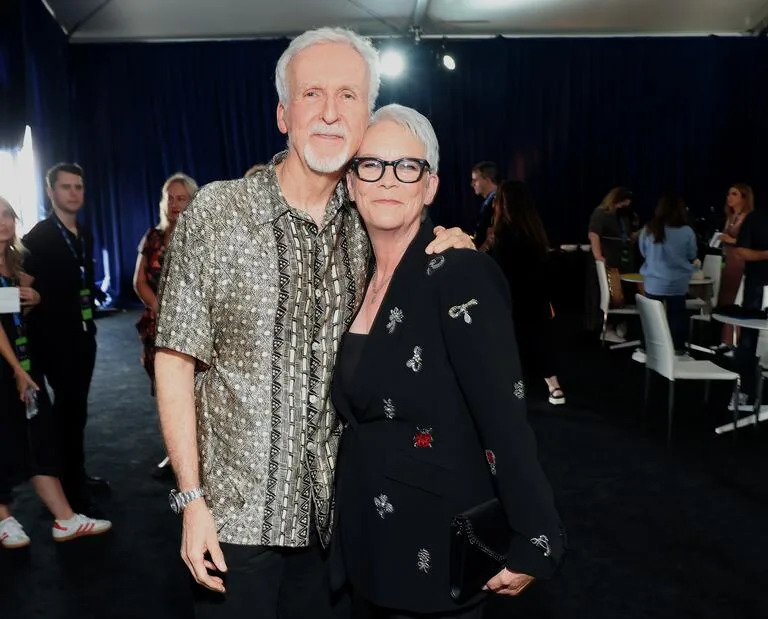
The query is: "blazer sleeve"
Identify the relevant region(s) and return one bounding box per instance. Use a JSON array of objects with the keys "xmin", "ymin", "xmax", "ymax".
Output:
[{"xmin": 436, "ymin": 249, "xmax": 564, "ymax": 578}]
